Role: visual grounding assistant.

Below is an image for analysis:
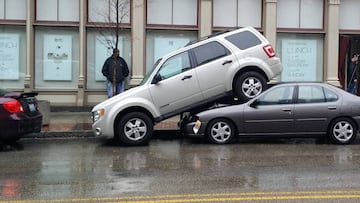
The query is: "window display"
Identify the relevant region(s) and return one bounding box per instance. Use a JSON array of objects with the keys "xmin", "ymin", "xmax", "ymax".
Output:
[
  {"xmin": 86, "ymin": 29, "xmax": 131, "ymax": 90},
  {"xmin": 43, "ymin": 35, "xmax": 72, "ymax": 81},
  {"xmin": 277, "ymin": 34, "xmax": 323, "ymax": 82},
  {"xmin": 0, "ymin": 33, "xmax": 19, "ymax": 80},
  {"xmin": 0, "ymin": 26, "xmax": 26, "ymax": 89},
  {"xmin": 35, "ymin": 27, "xmax": 79, "ymax": 89}
]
